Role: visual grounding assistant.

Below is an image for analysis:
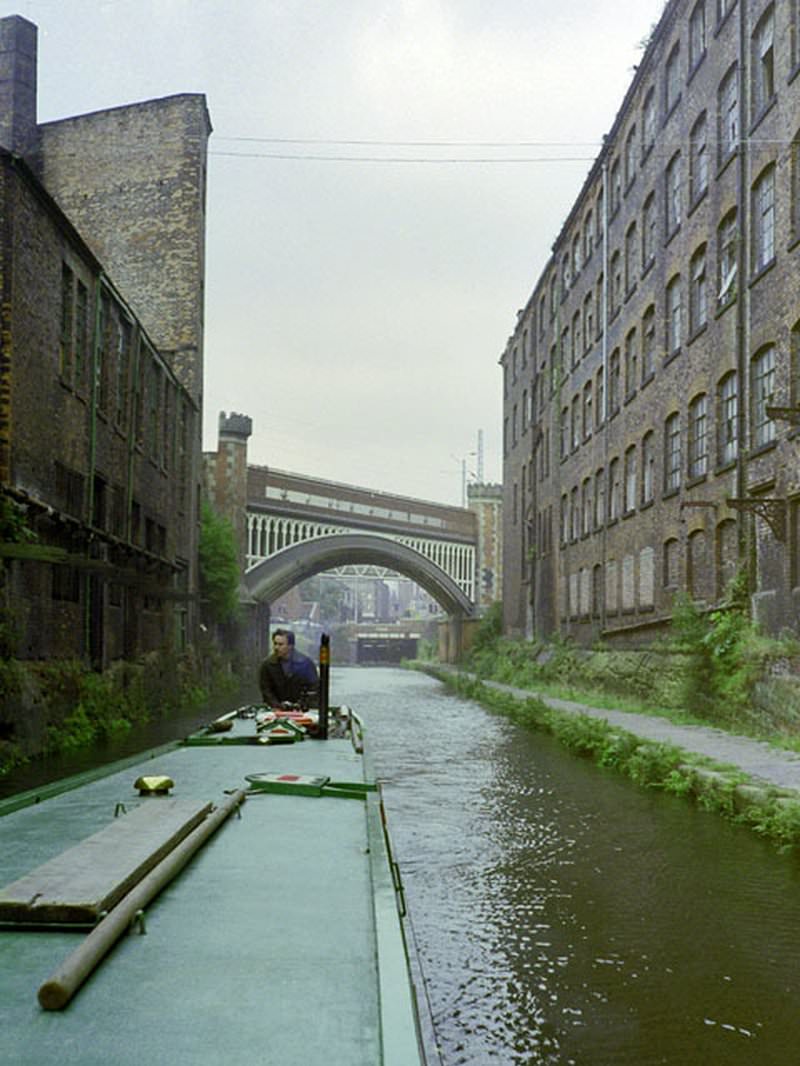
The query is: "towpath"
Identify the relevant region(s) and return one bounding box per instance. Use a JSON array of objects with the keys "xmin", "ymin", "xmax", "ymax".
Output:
[{"xmin": 431, "ymin": 667, "xmax": 800, "ymax": 794}]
